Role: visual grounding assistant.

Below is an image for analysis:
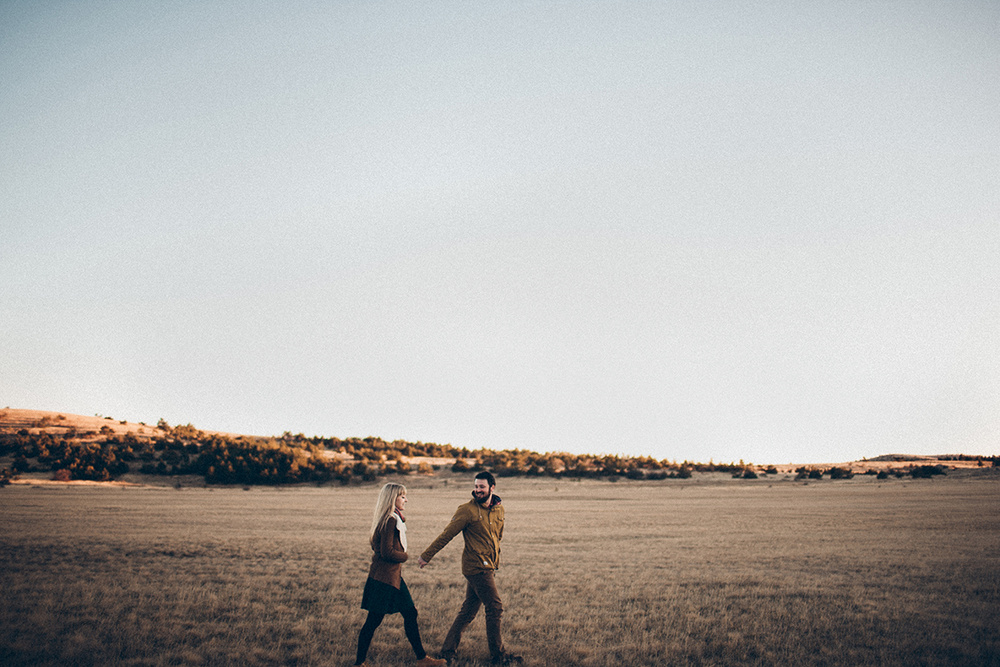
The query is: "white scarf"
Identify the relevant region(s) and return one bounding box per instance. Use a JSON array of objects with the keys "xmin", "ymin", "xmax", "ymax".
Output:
[{"xmin": 393, "ymin": 511, "xmax": 407, "ymax": 552}]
